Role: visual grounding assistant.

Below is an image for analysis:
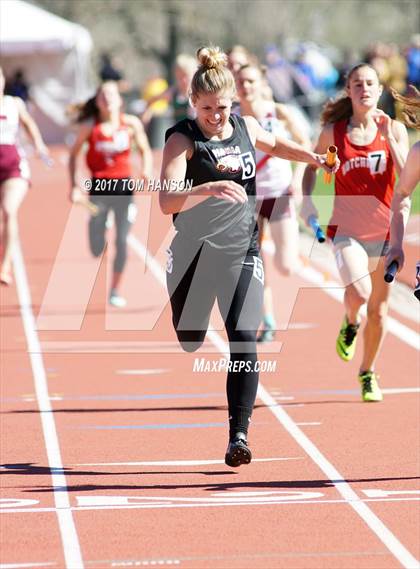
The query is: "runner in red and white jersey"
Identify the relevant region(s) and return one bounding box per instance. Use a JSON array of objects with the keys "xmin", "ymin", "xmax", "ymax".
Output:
[
  {"xmin": 85, "ymin": 115, "xmax": 132, "ymax": 180},
  {"xmin": 0, "ymin": 66, "xmax": 50, "ymax": 285},
  {"xmin": 69, "ymin": 81, "xmax": 153, "ymax": 307},
  {"xmin": 301, "ymin": 63, "xmax": 409, "ymax": 402},
  {"xmin": 329, "ymin": 118, "xmax": 396, "ymax": 243}
]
